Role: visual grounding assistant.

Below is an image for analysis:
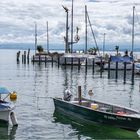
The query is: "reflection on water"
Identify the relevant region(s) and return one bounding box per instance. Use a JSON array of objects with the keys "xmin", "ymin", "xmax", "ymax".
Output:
[
  {"xmin": 0, "ymin": 125, "xmax": 18, "ymax": 140},
  {"xmin": 0, "ymin": 50, "xmax": 140, "ymax": 139},
  {"xmin": 53, "ymin": 109, "xmax": 139, "ymax": 139}
]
